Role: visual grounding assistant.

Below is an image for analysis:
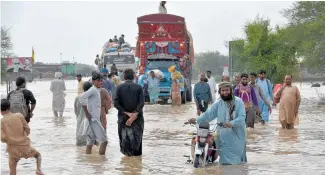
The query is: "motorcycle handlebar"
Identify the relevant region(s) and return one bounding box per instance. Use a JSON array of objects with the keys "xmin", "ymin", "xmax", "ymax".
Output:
[{"xmin": 184, "ymin": 121, "xmax": 196, "ymax": 125}]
